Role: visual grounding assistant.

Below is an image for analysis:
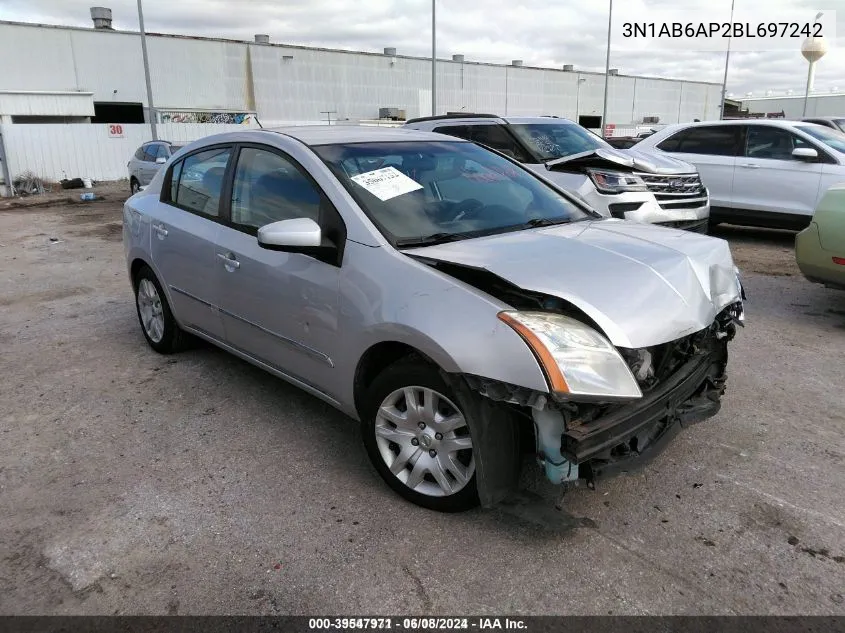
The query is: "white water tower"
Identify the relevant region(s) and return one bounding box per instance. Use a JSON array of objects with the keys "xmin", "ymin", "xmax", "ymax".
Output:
[{"xmin": 801, "ymin": 14, "xmax": 828, "ymax": 116}]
